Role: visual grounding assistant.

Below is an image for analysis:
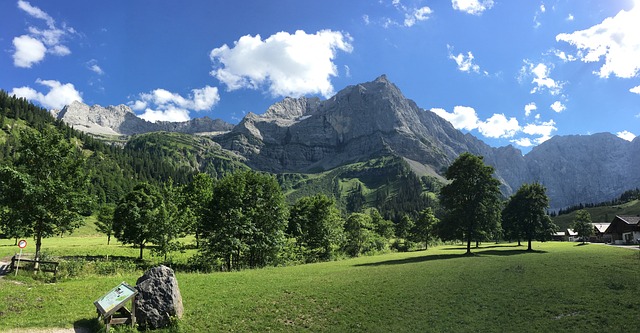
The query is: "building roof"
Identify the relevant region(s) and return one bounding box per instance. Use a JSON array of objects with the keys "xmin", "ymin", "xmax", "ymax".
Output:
[
  {"xmin": 566, "ymin": 229, "xmax": 578, "ymax": 236},
  {"xmin": 553, "ymin": 231, "xmax": 566, "ymax": 236},
  {"xmin": 592, "ymin": 223, "xmax": 610, "ymax": 233},
  {"xmin": 616, "ymin": 216, "xmax": 640, "ymax": 225}
]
